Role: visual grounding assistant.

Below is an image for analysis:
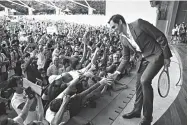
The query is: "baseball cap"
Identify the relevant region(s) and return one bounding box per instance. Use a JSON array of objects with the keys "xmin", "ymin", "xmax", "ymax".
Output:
[{"xmin": 48, "ymin": 74, "xmax": 62, "ymax": 84}]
